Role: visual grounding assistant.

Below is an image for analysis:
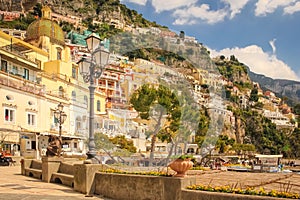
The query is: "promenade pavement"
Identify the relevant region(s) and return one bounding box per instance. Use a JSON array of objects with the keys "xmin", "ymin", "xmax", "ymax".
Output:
[{"xmin": 0, "ymin": 165, "xmax": 112, "ymax": 200}]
